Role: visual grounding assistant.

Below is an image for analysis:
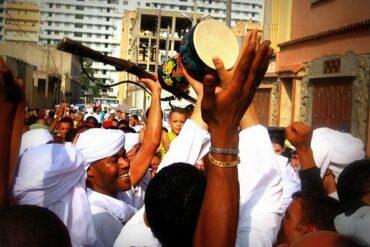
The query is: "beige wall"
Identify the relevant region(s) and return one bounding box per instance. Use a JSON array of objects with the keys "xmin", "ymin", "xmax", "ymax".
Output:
[
  {"xmin": 291, "ymin": 0, "xmax": 370, "ymax": 40},
  {"xmin": 278, "ymin": 28, "xmax": 370, "ymax": 69}
]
